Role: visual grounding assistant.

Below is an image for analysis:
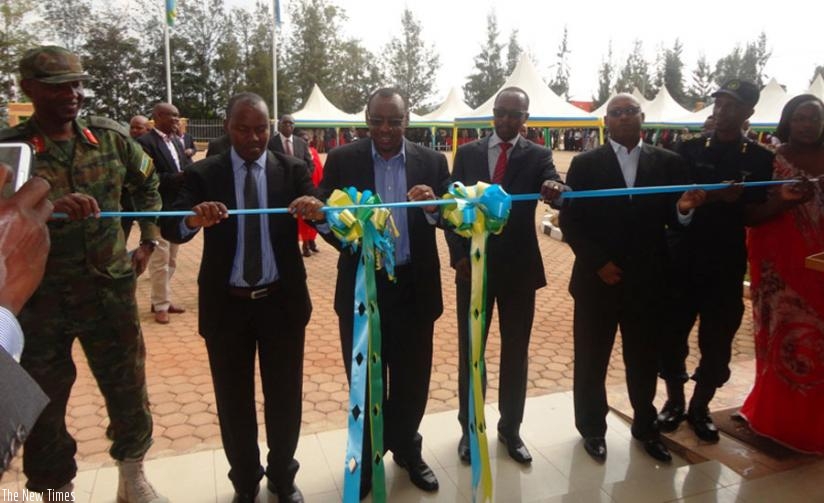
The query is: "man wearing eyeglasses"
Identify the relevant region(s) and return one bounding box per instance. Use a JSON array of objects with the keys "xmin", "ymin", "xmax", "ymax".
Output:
[
  {"xmin": 445, "ymin": 86, "xmax": 566, "ymax": 466},
  {"xmin": 560, "ymin": 94, "xmax": 706, "ymax": 464},
  {"xmin": 318, "ymin": 87, "xmax": 450, "ymax": 498}
]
